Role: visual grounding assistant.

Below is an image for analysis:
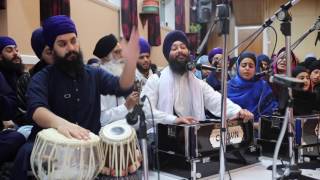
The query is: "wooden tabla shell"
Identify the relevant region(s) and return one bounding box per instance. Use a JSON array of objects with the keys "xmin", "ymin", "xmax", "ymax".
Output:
[{"xmin": 30, "ymin": 128, "xmax": 104, "ymax": 180}]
